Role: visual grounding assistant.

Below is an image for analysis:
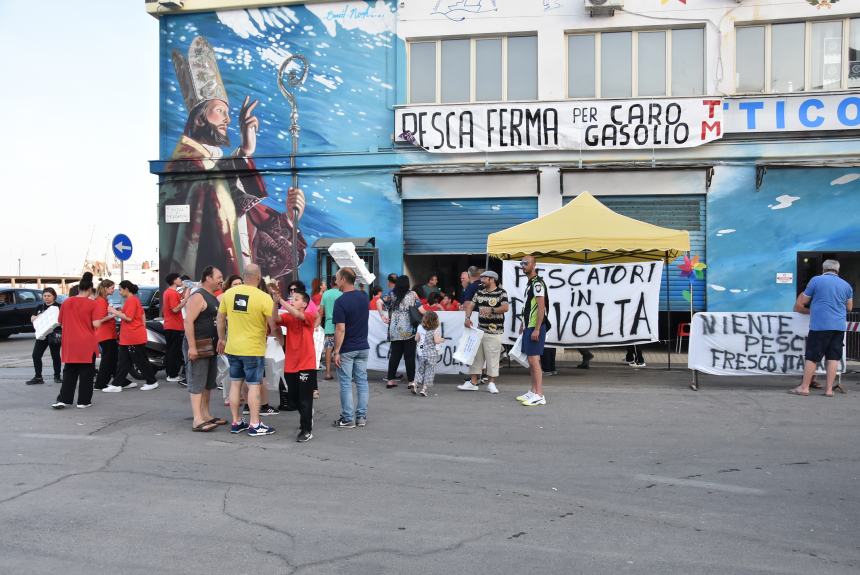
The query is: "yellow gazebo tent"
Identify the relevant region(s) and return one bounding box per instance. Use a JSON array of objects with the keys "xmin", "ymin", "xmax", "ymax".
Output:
[{"xmin": 486, "ymin": 192, "xmax": 690, "ymax": 263}]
